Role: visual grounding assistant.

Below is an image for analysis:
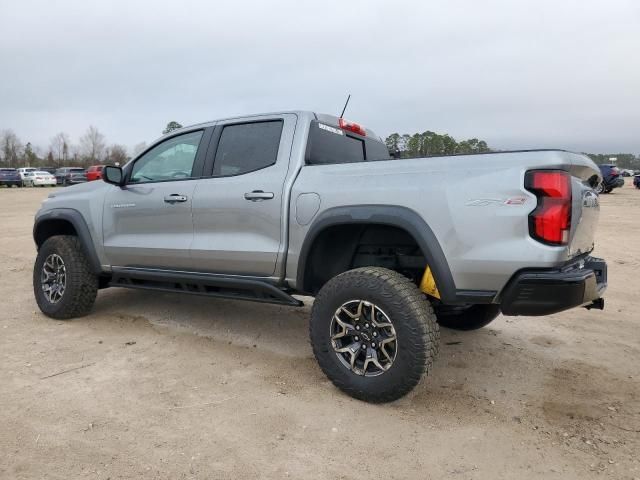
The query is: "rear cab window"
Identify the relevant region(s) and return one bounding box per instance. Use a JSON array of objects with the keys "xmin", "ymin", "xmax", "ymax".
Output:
[{"xmin": 306, "ymin": 120, "xmax": 390, "ymax": 165}]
